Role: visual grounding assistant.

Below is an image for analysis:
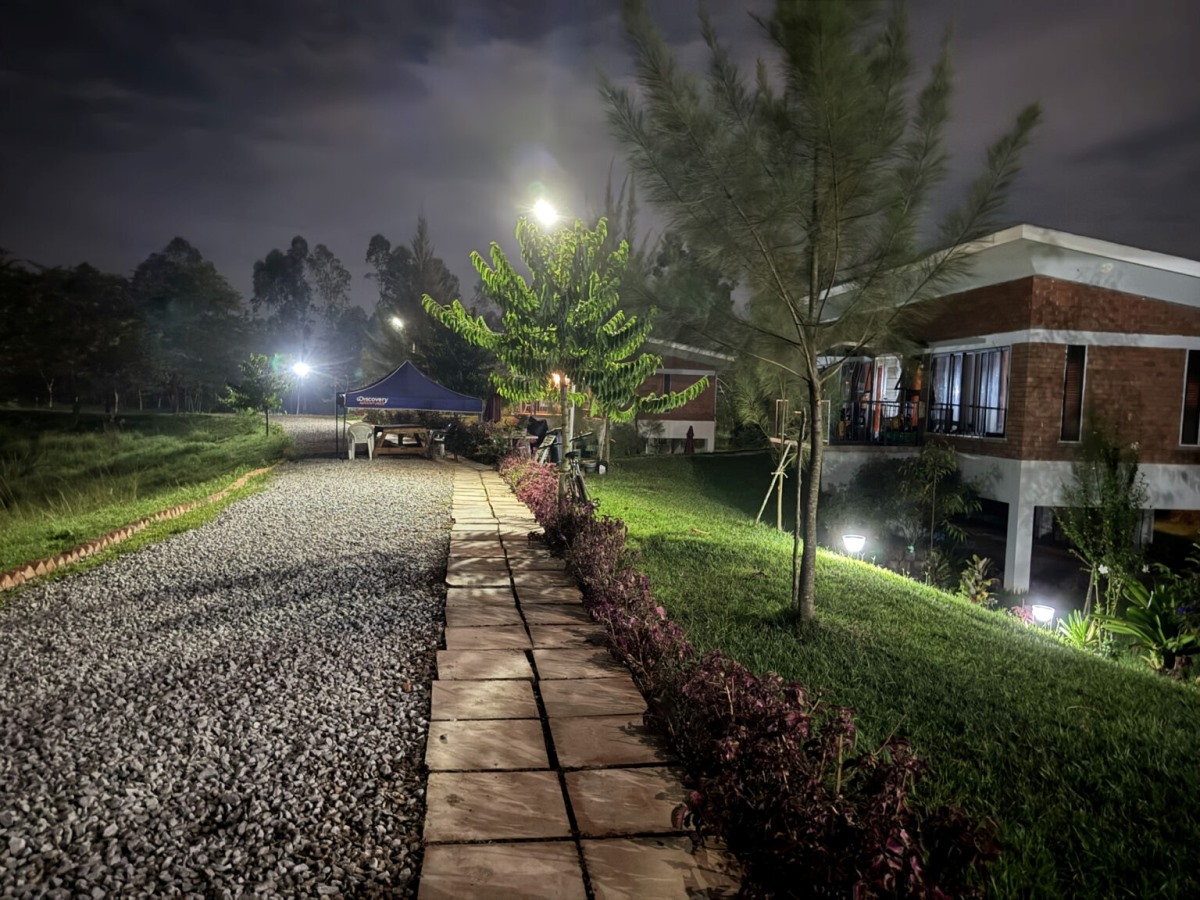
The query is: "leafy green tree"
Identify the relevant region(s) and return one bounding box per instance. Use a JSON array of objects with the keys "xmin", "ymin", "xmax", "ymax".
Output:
[
  {"xmin": 253, "ymin": 237, "xmax": 361, "ymax": 411},
  {"xmin": 252, "ymin": 236, "xmax": 314, "ymax": 363},
  {"xmin": 422, "ymin": 216, "xmax": 706, "ymax": 496},
  {"xmin": 134, "ymin": 237, "xmax": 246, "ymax": 412},
  {"xmin": 362, "ymin": 218, "xmax": 492, "ymax": 397},
  {"xmin": 603, "ymin": 0, "xmax": 1040, "ymax": 619},
  {"xmin": 222, "ymin": 353, "xmax": 290, "ymax": 436},
  {"xmin": 1054, "ymin": 413, "xmax": 1148, "ymax": 617}
]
